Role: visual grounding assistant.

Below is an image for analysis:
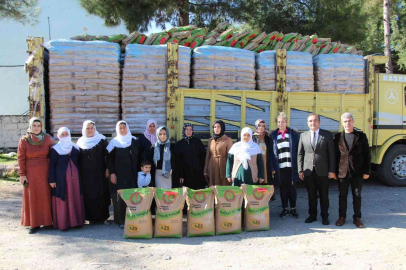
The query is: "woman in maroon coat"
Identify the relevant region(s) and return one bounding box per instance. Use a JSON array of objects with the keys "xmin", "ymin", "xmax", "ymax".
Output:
[{"xmin": 18, "ymin": 117, "xmax": 54, "ymax": 234}]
